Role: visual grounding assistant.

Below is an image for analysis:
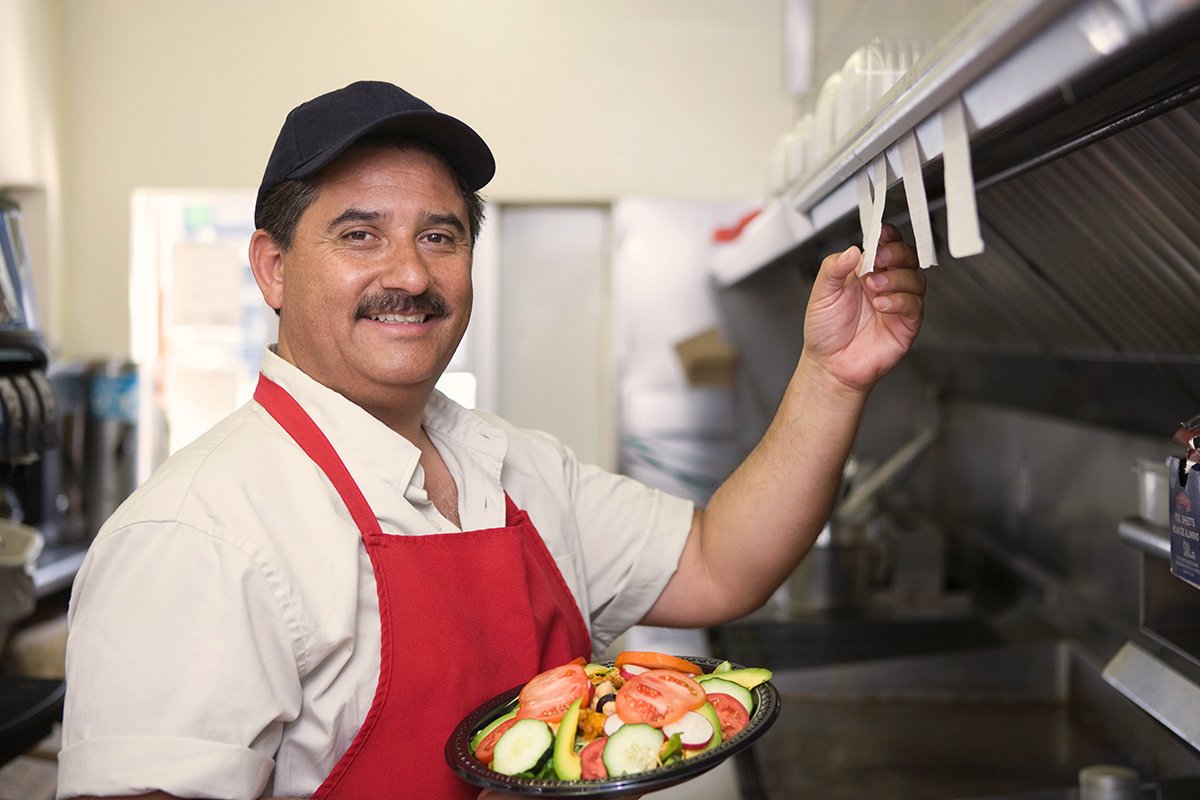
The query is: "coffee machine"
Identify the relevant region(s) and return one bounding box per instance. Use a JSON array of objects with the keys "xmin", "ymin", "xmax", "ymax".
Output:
[
  {"xmin": 0, "ymin": 198, "xmax": 68, "ymax": 546},
  {"xmin": 0, "ymin": 200, "xmax": 139, "ymax": 574}
]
